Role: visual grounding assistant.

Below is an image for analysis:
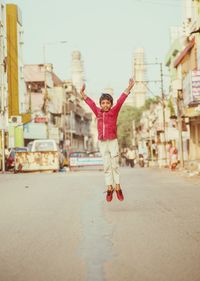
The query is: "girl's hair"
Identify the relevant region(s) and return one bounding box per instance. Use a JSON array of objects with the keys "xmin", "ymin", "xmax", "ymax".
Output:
[{"xmin": 99, "ymin": 93, "xmax": 113, "ymax": 106}]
